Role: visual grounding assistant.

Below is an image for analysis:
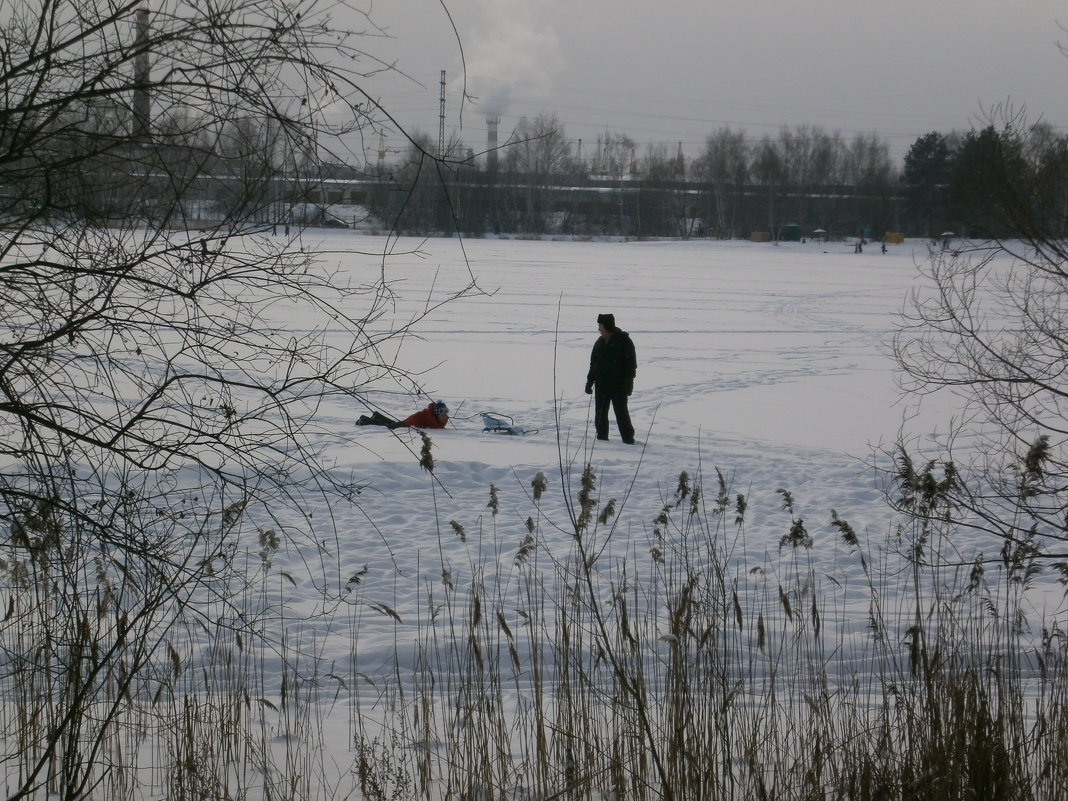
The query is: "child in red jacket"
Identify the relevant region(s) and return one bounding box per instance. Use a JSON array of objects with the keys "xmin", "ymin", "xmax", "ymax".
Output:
[{"xmin": 356, "ymin": 401, "xmax": 449, "ymax": 430}]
